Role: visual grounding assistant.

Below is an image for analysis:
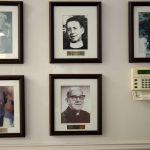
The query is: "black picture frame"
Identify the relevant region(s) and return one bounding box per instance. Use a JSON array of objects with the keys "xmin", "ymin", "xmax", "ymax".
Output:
[
  {"xmin": 0, "ymin": 1, "xmax": 23, "ymax": 64},
  {"xmin": 49, "ymin": 74, "xmax": 102, "ymax": 135},
  {"xmin": 49, "ymin": 1, "xmax": 101, "ymax": 63},
  {"xmin": 129, "ymin": 1, "xmax": 150, "ymax": 63},
  {"xmin": 0, "ymin": 75, "xmax": 25, "ymax": 137}
]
